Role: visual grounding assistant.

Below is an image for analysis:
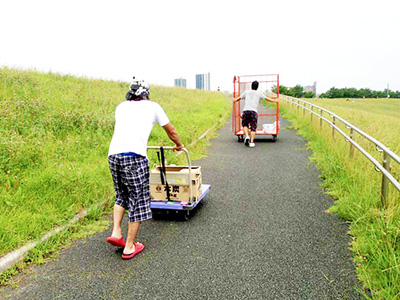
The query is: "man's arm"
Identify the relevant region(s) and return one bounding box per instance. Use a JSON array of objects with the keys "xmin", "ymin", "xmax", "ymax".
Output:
[
  {"xmin": 265, "ymin": 96, "xmax": 279, "ymax": 103},
  {"xmin": 233, "ymin": 96, "xmax": 241, "ymax": 103},
  {"xmin": 234, "ymin": 91, "xmax": 246, "ymax": 103},
  {"xmin": 162, "ymin": 123, "xmax": 184, "ymax": 151}
]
